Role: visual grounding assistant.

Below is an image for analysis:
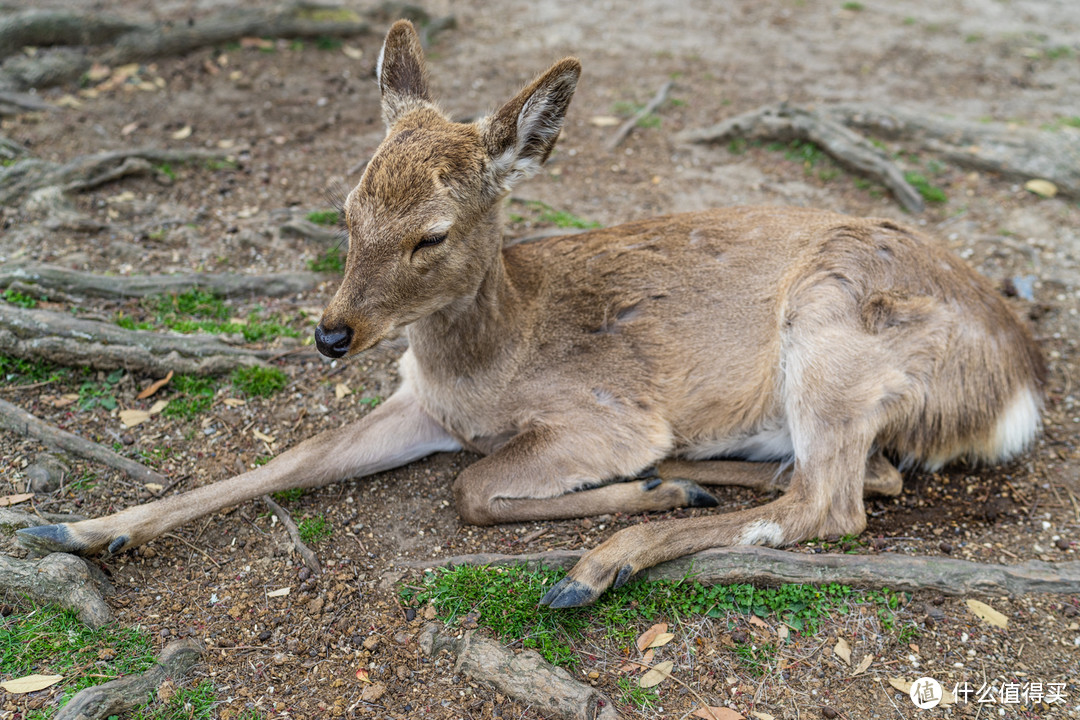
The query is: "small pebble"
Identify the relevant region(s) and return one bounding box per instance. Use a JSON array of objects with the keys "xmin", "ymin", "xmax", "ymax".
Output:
[
  {"xmin": 939, "ymin": 542, "xmax": 953, "ymax": 554},
  {"xmin": 1056, "ymin": 538, "xmax": 1070, "ymax": 551},
  {"xmin": 405, "ymin": 607, "xmax": 416, "ymax": 622},
  {"xmin": 298, "ymin": 566, "xmax": 312, "ymax": 581},
  {"xmin": 258, "ymin": 629, "xmax": 272, "ymax": 642},
  {"xmin": 730, "ymin": 630, "xmax": 749, "ymax": 644},
  {"xmin": 822, "ymin": 707, "xmax": 839, "ymax": 719}
]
